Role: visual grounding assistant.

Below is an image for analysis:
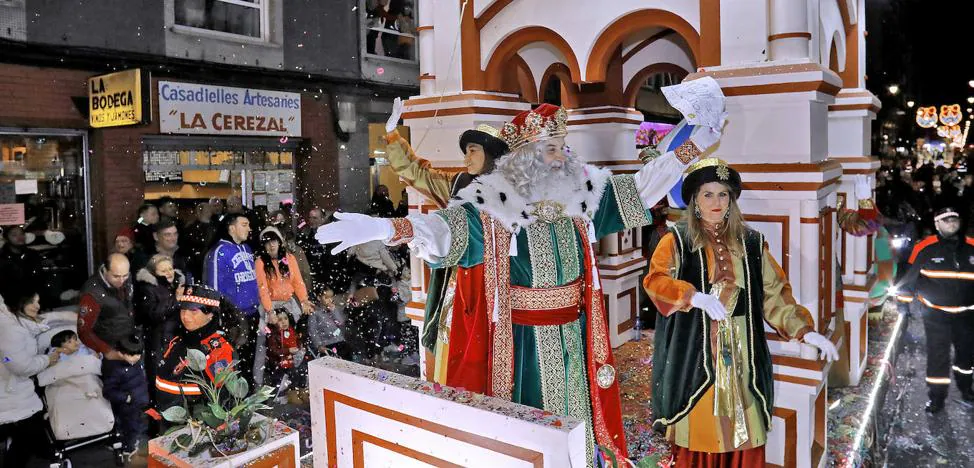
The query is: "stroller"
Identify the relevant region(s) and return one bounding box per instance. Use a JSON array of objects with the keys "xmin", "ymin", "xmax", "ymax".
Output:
[{"xmin": 35, "ymin": 309, "xmax": 126, "ymax": 468}]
